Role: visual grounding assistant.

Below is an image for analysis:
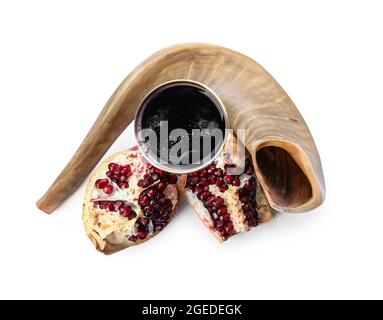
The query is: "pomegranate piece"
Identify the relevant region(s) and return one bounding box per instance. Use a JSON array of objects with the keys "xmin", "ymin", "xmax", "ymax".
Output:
[
  {"xmin": 179, "ymin": 133, "xmax": 273, "ymax": 242},
  {"xmin": 83, "ymin": 147, "xmax": 179, "ymax": 255}
]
